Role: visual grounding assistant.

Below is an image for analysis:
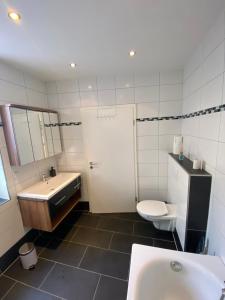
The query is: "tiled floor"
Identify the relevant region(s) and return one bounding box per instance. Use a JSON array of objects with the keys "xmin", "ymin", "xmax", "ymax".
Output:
[{"xmin": 0, "ymin": 210, "xmax": 177, "ymax": 300}]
